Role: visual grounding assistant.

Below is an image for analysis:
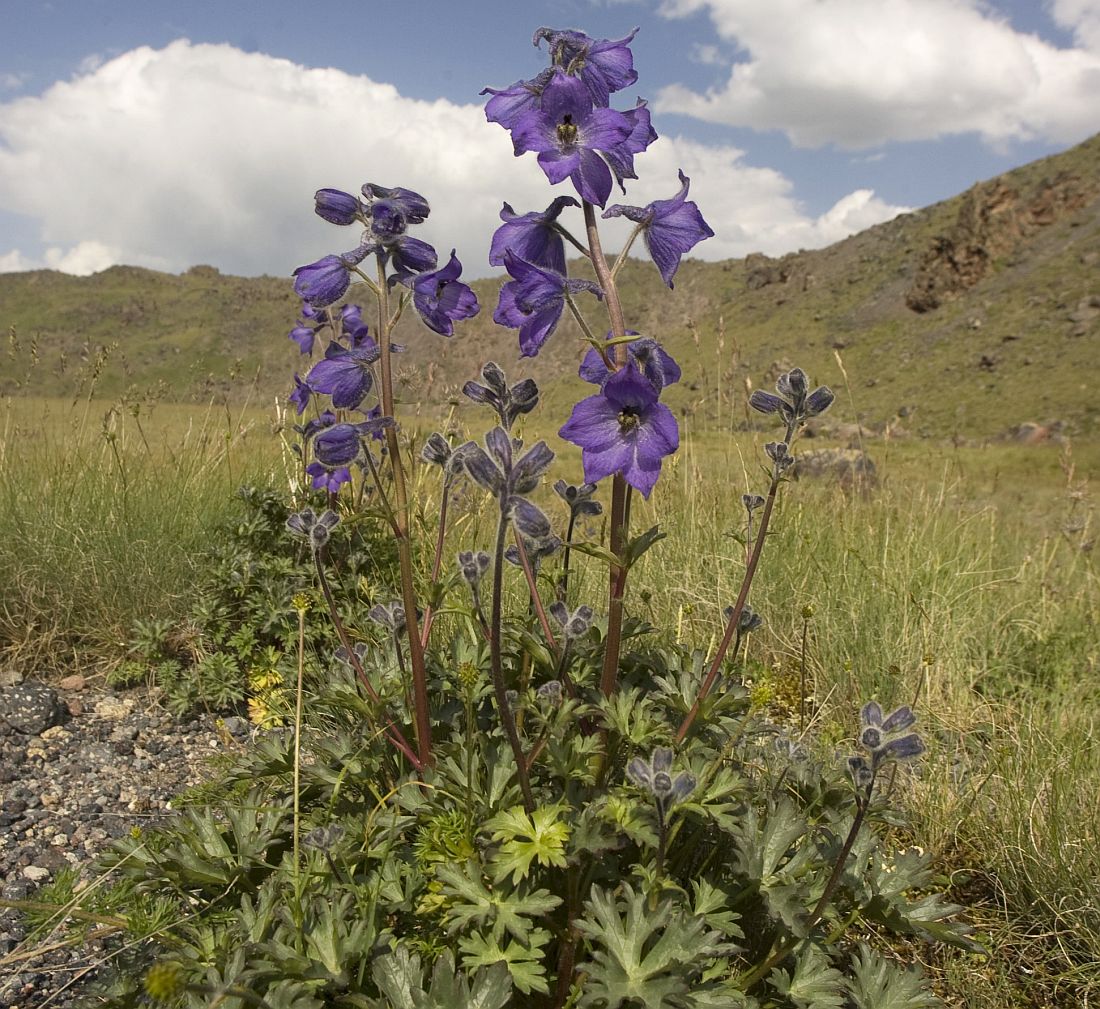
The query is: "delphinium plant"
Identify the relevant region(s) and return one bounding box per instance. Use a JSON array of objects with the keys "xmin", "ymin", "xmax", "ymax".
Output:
[{"xmin": 93, "ymin": 25, "xmax": 980, "ymax": 1009}]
